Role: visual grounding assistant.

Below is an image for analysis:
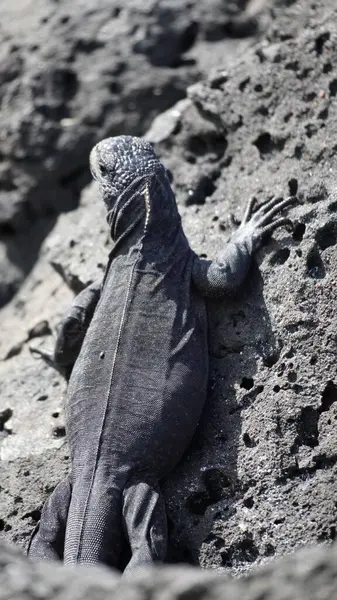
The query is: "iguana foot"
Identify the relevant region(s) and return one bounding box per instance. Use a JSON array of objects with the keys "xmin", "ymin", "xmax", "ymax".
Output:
[
  {"xmin": 122, "ymin": 480, "xmax": 167, "ymax": 573},
  {"xmin": 235, "ymin": 194, "xmax": 296, "ymax": 251},
  {"xmin": 28, "ymin": 475, "xmax": 71, "ymax": 561}
]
